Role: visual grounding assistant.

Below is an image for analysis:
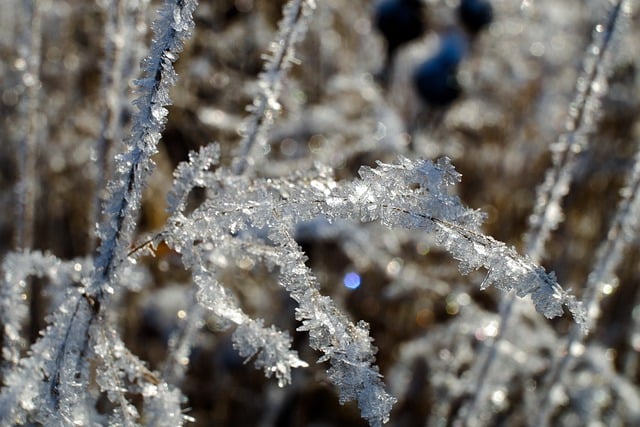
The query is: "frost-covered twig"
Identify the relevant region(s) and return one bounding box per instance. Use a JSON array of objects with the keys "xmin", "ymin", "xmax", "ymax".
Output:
[
  {"xmin": 161, "ymin": 289, "xmax": 205, "ymax": 385},
  {"xmin": 164, "ymin": 146, "xmax": 585, "ymax": 425},
  {"xmin": 0, "ymin": 252, "xmax": 86, "ymax": 376},
  {"xmin": 0, "ymin": 286, "xmax": 94, "ymax": 424},
  {"xmin": 164, "ymin": 145, "xmax": 309, "ymax": 387},
  {"xmin": 327, "ymin": 158, "xmax": 584, "ymax": 324},
  {"xmin": 92, "ymin": 318, "xmax": 186, "ymax": 426},
  {"xmin": 535, "ymin": 133, "xmax": 640, "ymax": 427},
  {"xmin": 0, "ymin": 1, "xmax": 198, "ymax": 423},
  {"xmin": 91, "ymin": 0, "xmax": 148, "ymax": 250},
  {"xmin": 269, "ymin": 230, "xmax": 397, "ymax": 427},
  {"xmin": 179, "ymin": 152, "xmax": 585, "ymax": 323},
  {"xmin": 455, "ymin": 2, "xmax": 629, "ymax": 424},
  {"xmin": 524, "ymin": 0, "xmax": 628, "ymax": 261},
  {"xmin": 182, "ymin": 254, "xmax": 309, "ymax": 387},
  {"xmin": 231, "ymin": 0, "xmax": 316, "ymax": 175},
  {"xmin": 93, "ymin": 0, "xmax": 198, "ymax": 293},
  {"xmin": 163, "ymin": 0, "xmax": 315, "ymax": 379}
]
